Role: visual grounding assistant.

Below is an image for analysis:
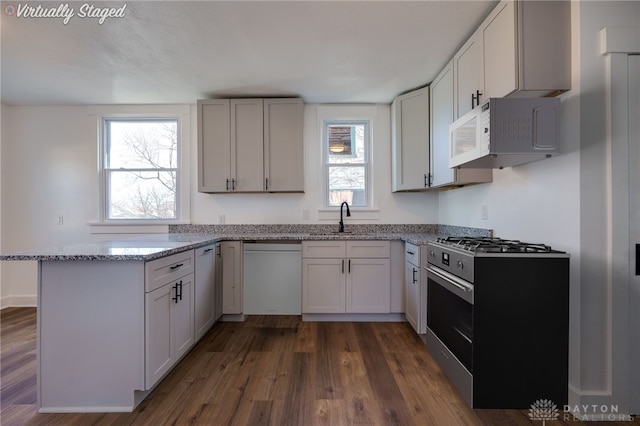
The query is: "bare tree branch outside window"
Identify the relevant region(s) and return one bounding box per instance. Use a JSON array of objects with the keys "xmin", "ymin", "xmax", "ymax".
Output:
[{"xmin": 105, "ymin": 119, "xmax": 178, "ymax": 220}]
